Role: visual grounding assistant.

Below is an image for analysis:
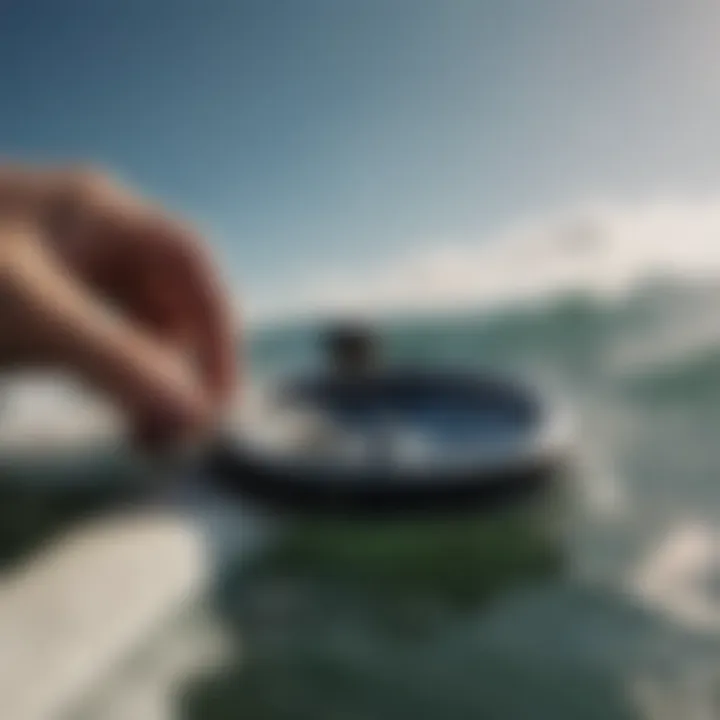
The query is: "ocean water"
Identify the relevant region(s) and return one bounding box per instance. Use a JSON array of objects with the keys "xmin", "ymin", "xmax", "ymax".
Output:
[
  {"xmin": 6, "ymin": 277, "xmax": 720, "ymax": 718},
  {"xmin": 174, "ymin": 278, "xmax": 720, "ymax": 720}
]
